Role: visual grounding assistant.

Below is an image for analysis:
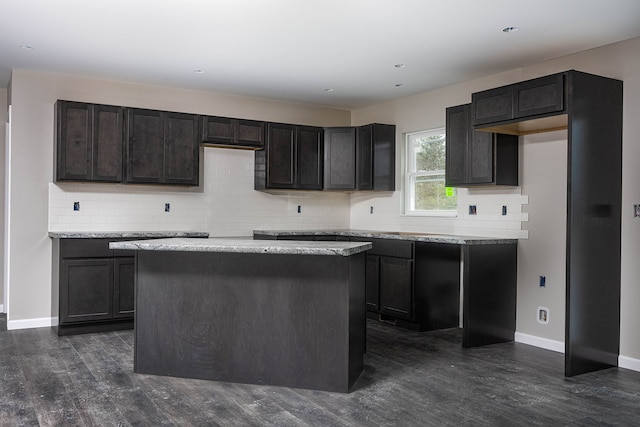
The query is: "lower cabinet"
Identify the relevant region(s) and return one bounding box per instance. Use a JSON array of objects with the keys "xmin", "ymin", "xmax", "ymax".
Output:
[
  {"xmin": 357, "ymin": 238, "xmax": 460, "ymax": 331},
  {"xmin": 253, "ymin": 233, "xmax": 461, "ymax": 332},
  {"xmin": 56, "ymin": 238, "xmax": 136, "ymax": 335}
]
